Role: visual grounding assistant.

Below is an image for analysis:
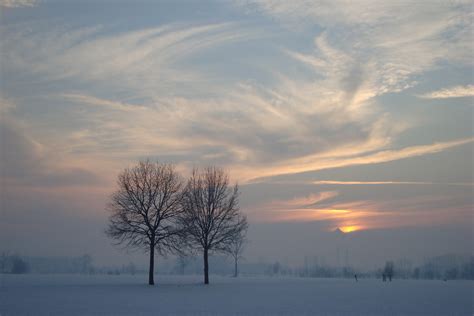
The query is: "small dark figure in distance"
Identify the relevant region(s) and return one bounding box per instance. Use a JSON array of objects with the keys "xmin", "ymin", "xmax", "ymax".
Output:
[
  {"xmin": 382, "ymin": 274, "xmax": 386, "ymax": 282},
  {"xmin": 354, "ymin": 274, "xmax": 358, "ymax": 282}
]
